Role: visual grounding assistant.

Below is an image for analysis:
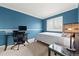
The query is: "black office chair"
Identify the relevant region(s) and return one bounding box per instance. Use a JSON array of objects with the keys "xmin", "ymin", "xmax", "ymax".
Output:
[
  {"xmin": 18, "ymin": 26, "xmax": 29, "ymax": 43},
  {"xmin": 11, "ymin": 31, "xmax": 25, "ymax": 50}
]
